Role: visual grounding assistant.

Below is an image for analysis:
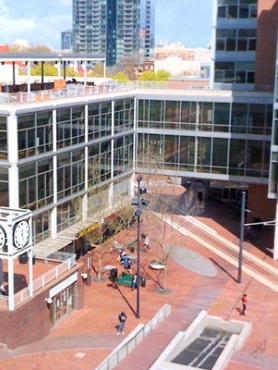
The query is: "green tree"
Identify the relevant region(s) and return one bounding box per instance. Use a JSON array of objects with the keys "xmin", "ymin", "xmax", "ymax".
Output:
[
  {"xmin": 66, "ymin": 66, "xmax": 78, "ymax": 77},
  {"xmin": 30, "ymin": 63, "xmax": 57, "ymax": 76},
  {"xmin": 111, "ymin": 71, "xmax": 129, "ymax": 83},
  {"xmin": 138, "ymin": 70, "xmax": 171, "ymax": 82},
  {"xmin": 156, "ymin": 70, "xmax": 172, "ymax": 81},
  {"xmin": 138, "ymin": 70, "xmax": 157, "ymax": 81}
]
